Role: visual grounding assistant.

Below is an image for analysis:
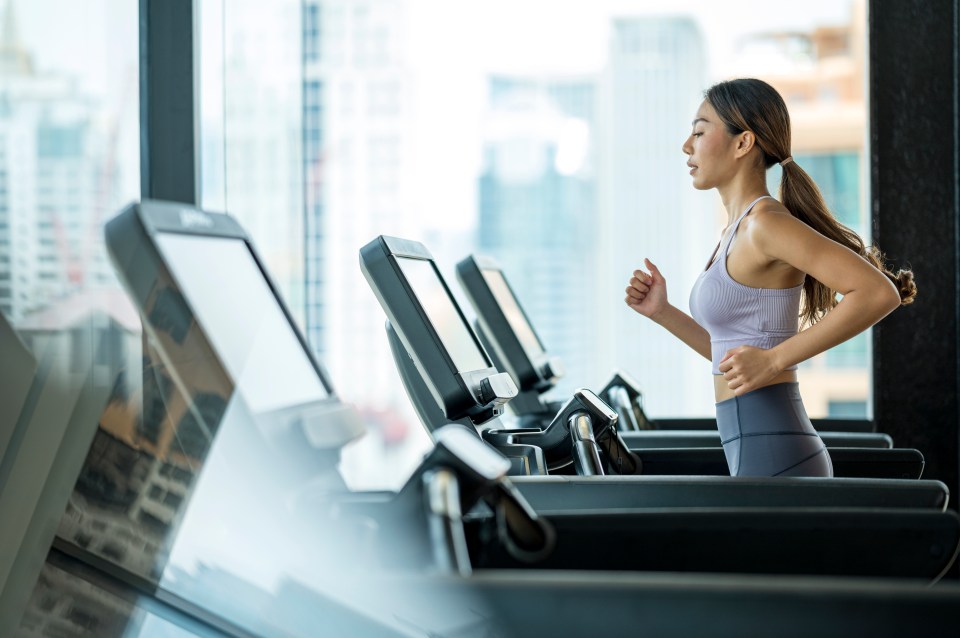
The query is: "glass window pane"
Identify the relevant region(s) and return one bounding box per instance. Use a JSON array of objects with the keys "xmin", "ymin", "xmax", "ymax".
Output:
[
  {"xmin": 166, "ymin": 2, "xmax": 871, "ymax": 631},
  {"xmin": 1, "ymin": 0, "xmax": 143, "ymax": 632},
  {"xmin": 196, "ymin": 1, "xmax": 870, "ymax": 491}
]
